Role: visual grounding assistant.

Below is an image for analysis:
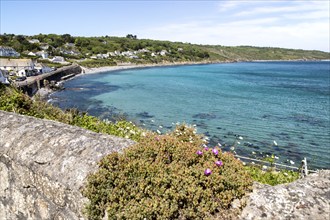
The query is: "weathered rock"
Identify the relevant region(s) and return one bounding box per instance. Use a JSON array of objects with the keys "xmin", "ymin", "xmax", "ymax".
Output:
[
  {"xmin": 240, "ymin": 170, "xmax": 330, "ymax": 220},
  {"xmin": 0, "ymin": 110, "xmax": 135, "ymax": 219}
]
